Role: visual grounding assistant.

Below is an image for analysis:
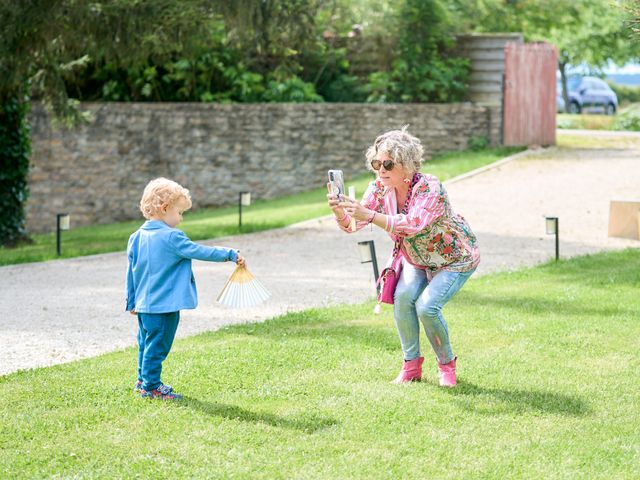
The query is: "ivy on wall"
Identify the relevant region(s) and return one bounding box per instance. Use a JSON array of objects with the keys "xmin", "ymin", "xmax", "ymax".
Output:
[{"xmin": 0, "ymin": 93, "xmax": 31, "ymax": 246}]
